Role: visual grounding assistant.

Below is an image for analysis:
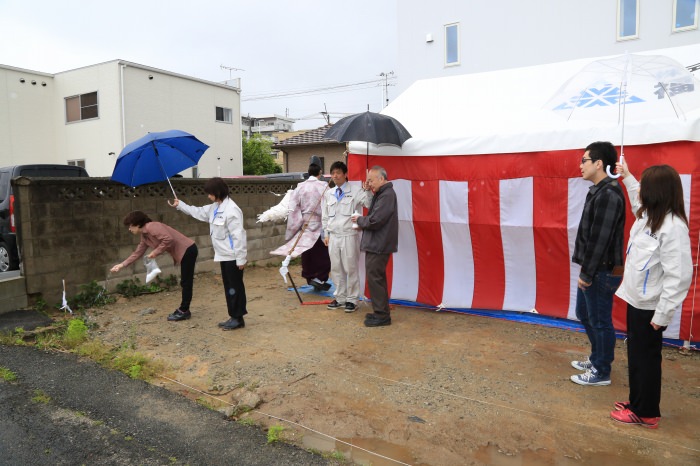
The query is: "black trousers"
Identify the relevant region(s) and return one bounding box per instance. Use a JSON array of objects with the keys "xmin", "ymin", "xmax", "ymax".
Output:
[
  {"xmin": 365, "ymin": 252, "xmax": 391, "ymax": 315},
  {"xmin": 626, "ymin": 304, "xmax": 664, "ymax": 418},
  {"xmin": 179, "ymin": 244, "xmax": 198, "ymax": 311},
  {"xmin": 220, "ymin": 260, "xmax": 247, "ymax": 318},
  {"xmin": 301, "ymin": 237, "xmax": 330, "ymax": 283}
]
